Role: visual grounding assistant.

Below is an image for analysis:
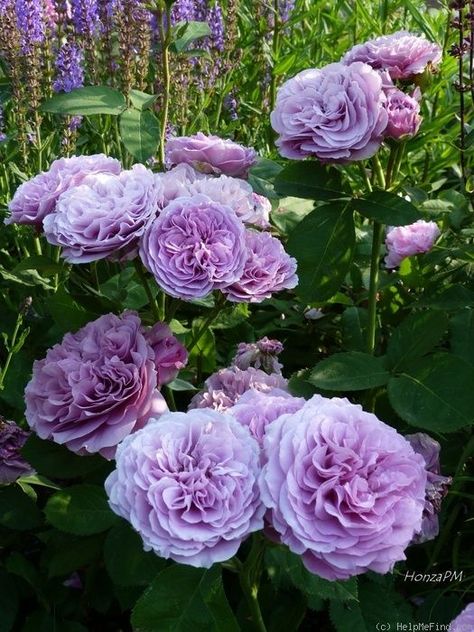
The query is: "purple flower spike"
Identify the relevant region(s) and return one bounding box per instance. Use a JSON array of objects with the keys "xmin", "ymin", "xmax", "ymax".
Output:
[{"xmin": 53, "ymin": 41, "xmax": 85, "ymax": 93}]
